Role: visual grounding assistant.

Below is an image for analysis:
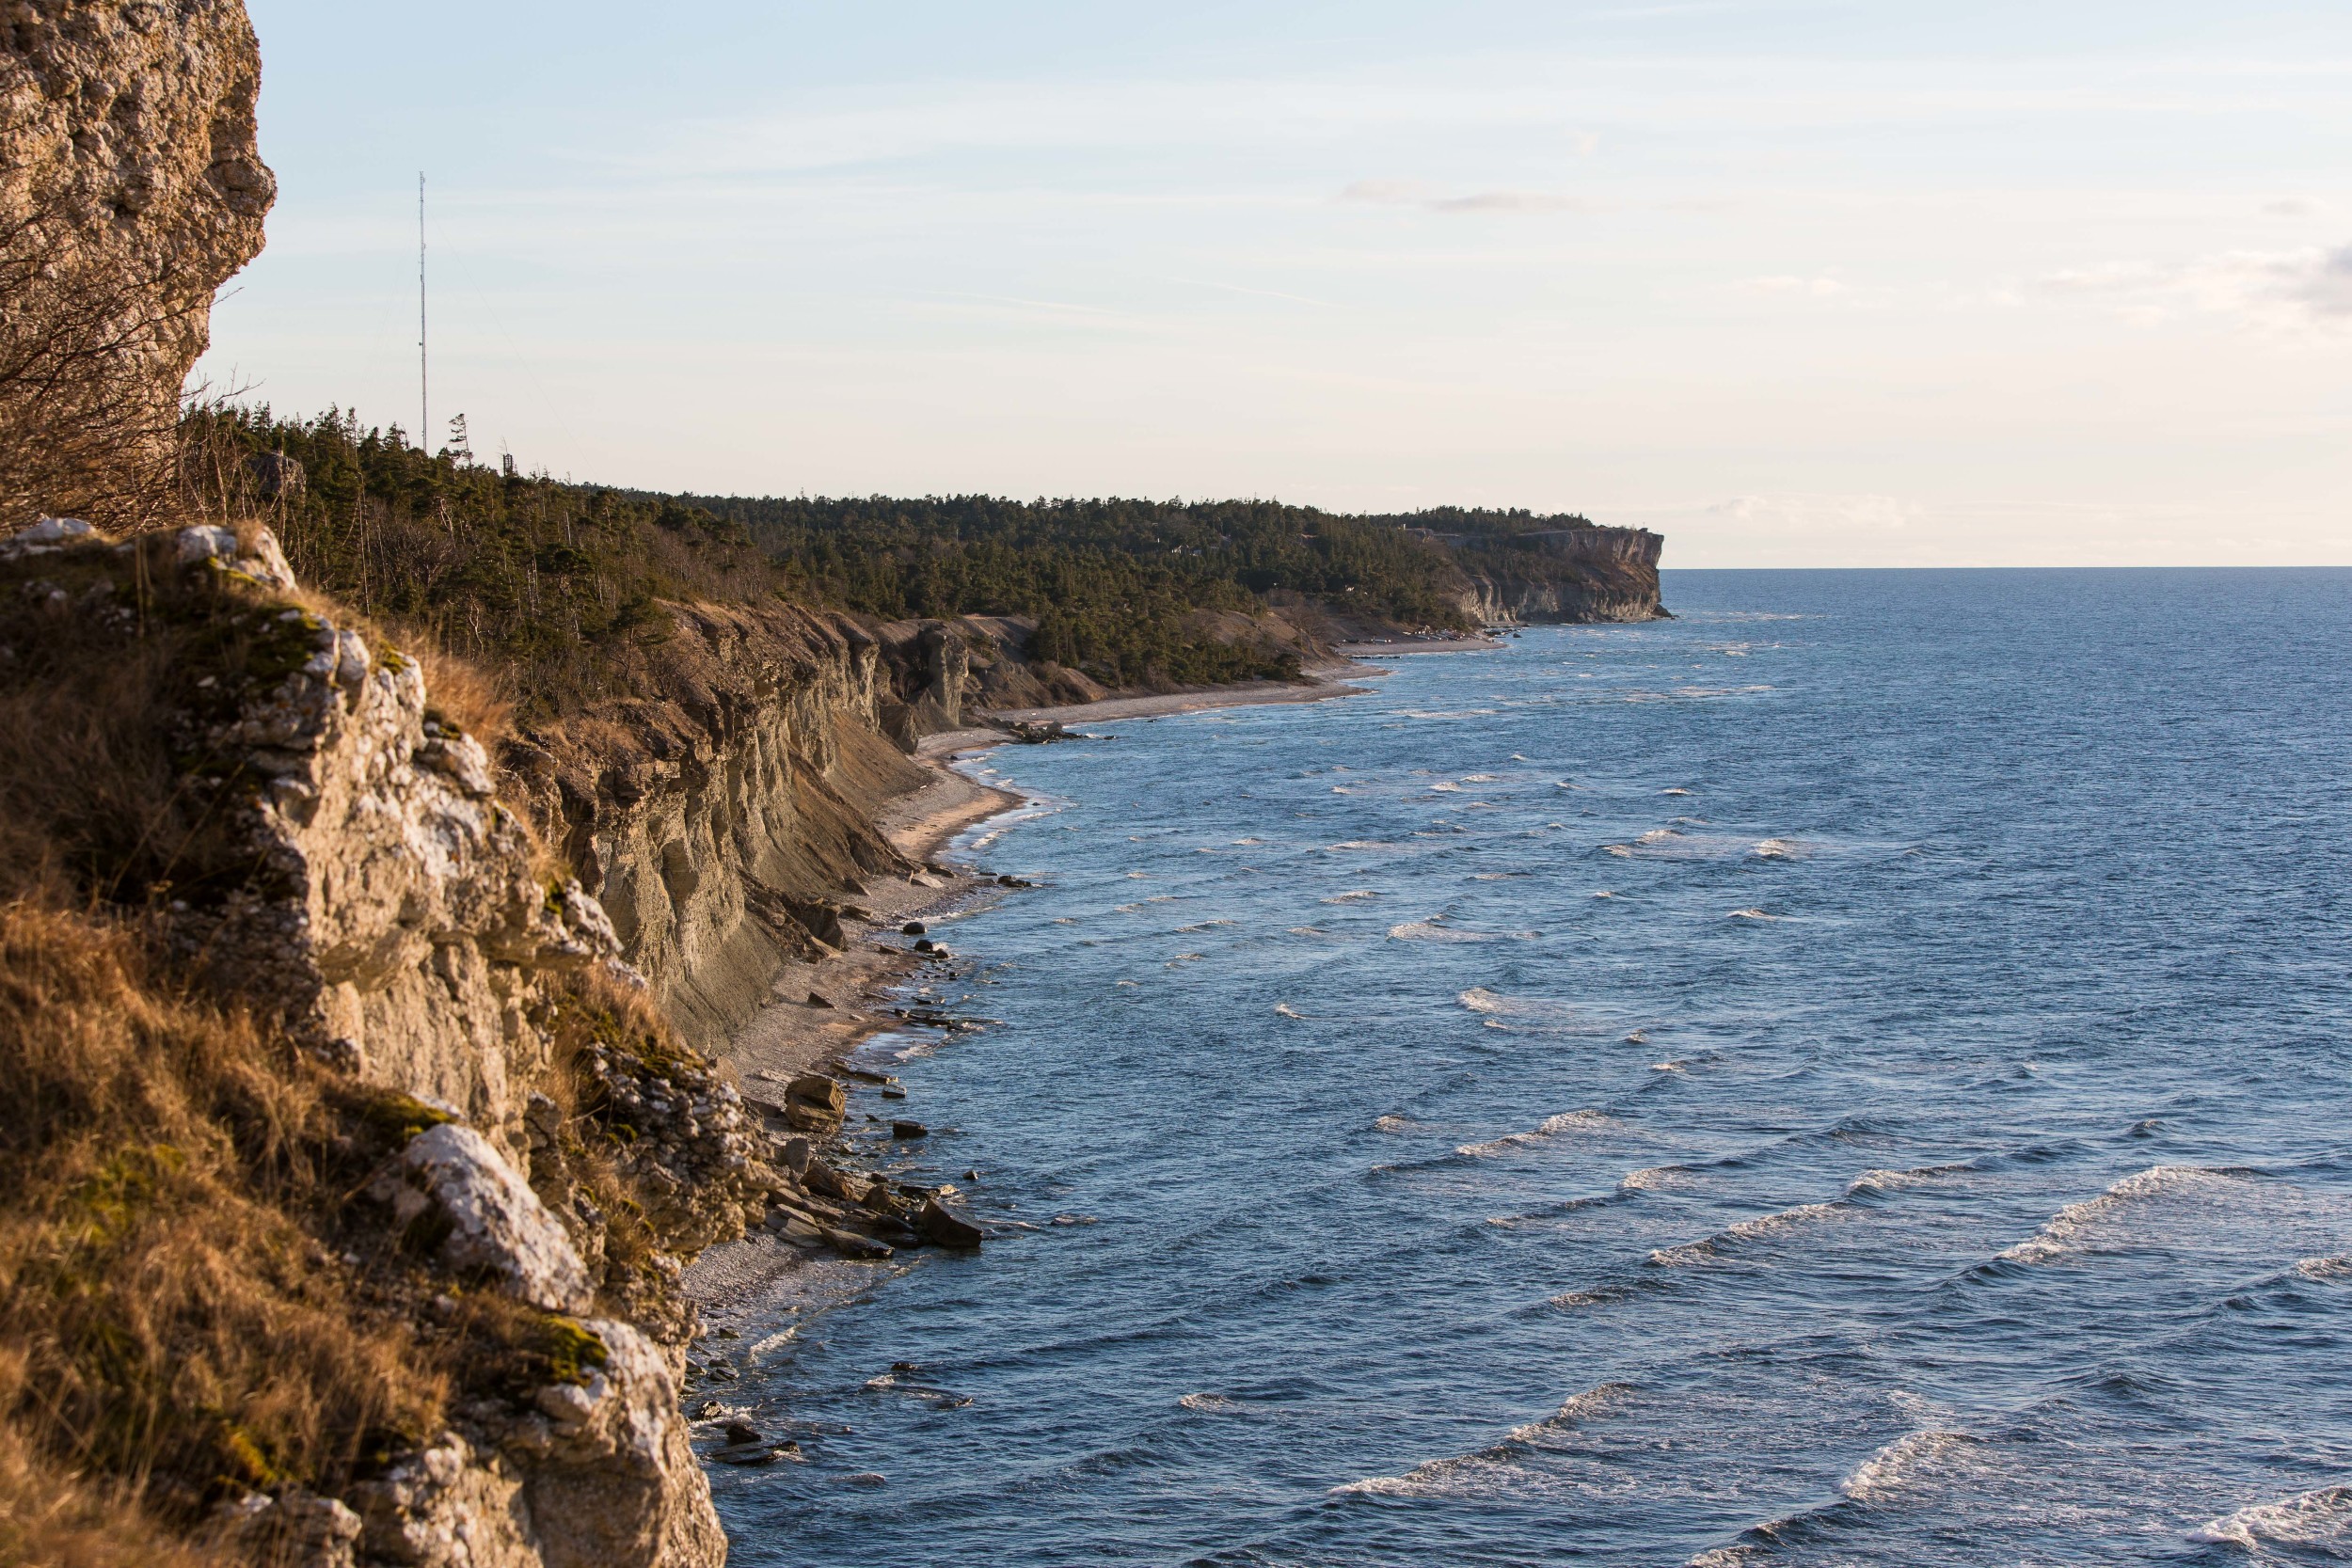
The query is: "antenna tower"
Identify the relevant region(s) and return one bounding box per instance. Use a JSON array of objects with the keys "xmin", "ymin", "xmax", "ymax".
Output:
[{"xmin": 418, "ymin": 172, "xmax": 429, "ymax": 451}]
